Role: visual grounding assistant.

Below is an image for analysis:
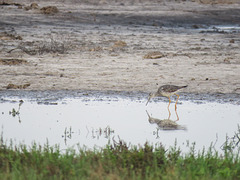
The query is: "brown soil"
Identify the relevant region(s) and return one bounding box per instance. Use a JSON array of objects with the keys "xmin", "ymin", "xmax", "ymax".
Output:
[
  {"xmin": 40, "ymin": 6, "xmax": 59, "ymax": 14},
  {"xmin": 0, "ymin": 58, "xmax": 28, "ymax": 65},
  {"xmin": 0, "ymin": 0, "xmax": 240, "ymax": 94}
]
